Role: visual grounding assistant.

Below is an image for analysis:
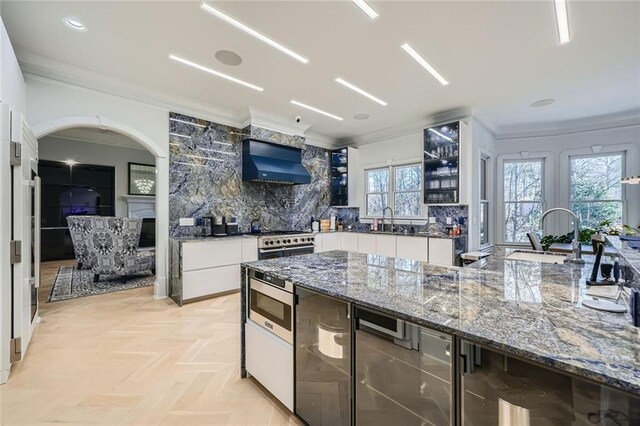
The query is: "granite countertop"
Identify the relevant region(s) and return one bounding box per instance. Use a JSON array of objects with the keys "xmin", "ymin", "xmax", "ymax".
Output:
[
  {"xmin": 243, "ymin": 248, "xmax": 640, "ymax": 394},
  {"xmin": 608, "ymin": 235, "xmax": 640, "ymax": 277},
  {"xmin": 171, "ymin": 233, "xmax": 258, "ymax": 243},
  {"xmin": 318, "ymin": 229, "xmax": 466, "ymax": 239}
]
